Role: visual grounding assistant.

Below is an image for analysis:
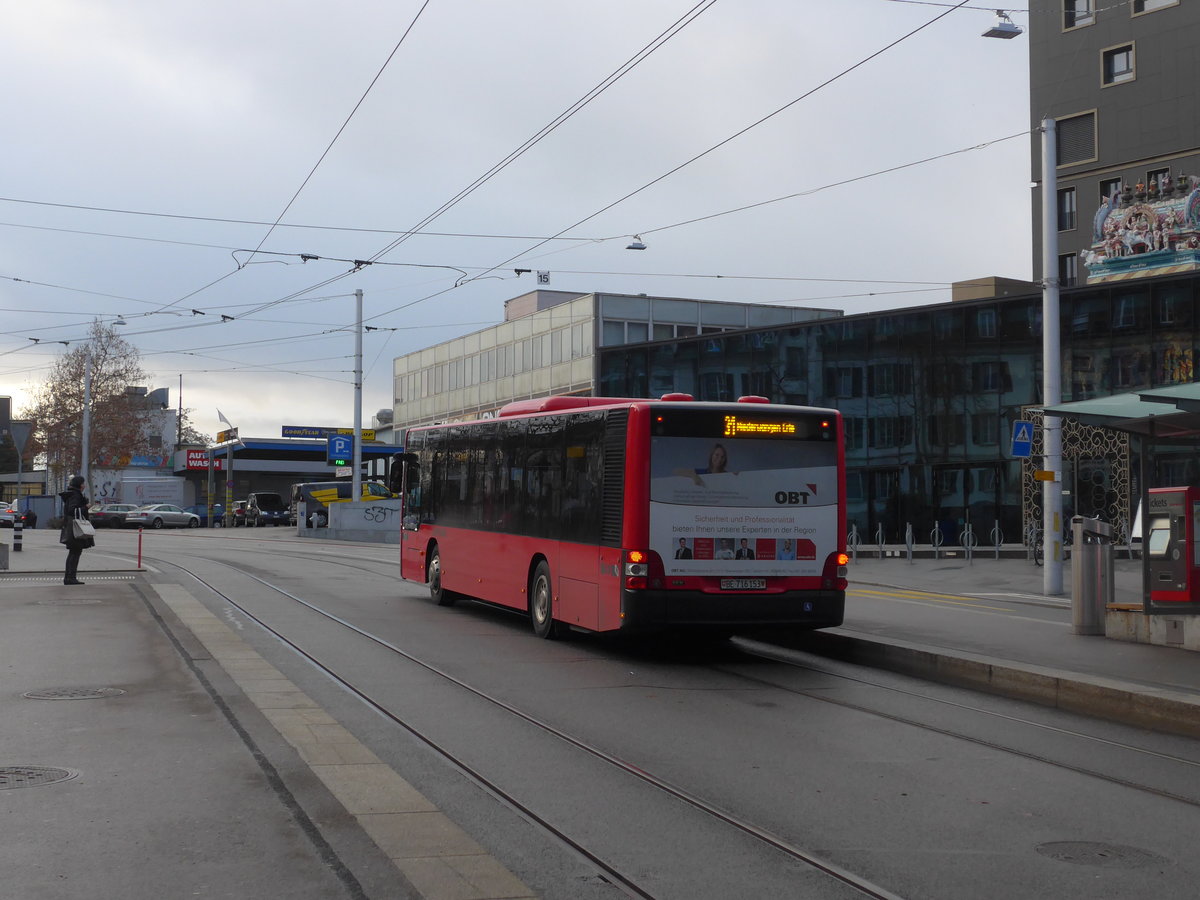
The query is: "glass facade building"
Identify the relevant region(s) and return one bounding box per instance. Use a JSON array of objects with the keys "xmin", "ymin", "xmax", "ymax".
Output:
[{"xmin": 599, "ymin": 275, "xmax": 1200, "ymax": 546}]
